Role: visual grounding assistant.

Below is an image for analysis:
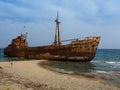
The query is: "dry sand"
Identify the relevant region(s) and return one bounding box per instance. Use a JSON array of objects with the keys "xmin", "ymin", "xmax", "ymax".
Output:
[{"xmin": 0, "ymin": 60, "xmax": 119, "ymax": 90}]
